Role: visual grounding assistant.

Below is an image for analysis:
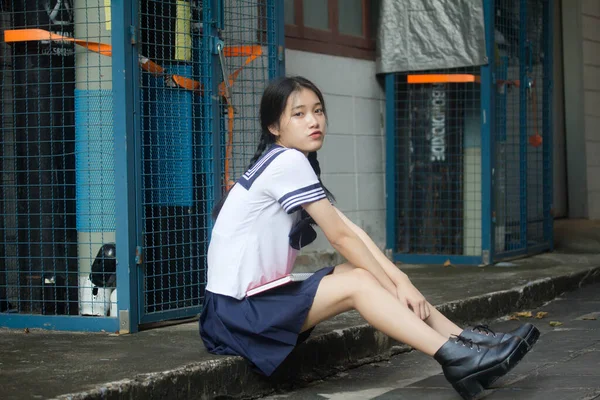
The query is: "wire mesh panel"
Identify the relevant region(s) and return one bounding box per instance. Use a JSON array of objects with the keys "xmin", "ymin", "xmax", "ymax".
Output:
[
  {"xmin": 386, "ymin": 0, "xmax": 552, "ymax": 264},
  {"xmin": 391, "ymin": 70, "xmax": 482, "ymax": 261},
  {"xmin": 220, "ymin": 0, "xmax": 276, "ymax": 187},
  {"xmin": 0, "ymin": 0, "xmax": 281, "ymax": 329},
  {"xmin": 494, "ymin": 0, "xmax": 552, "ymax": 258},
  {"xmin": 0, "ymin": 1, "xmax": 117, "ymax": 321},
  {"xmin": 137, "ymin": 0, "xmax": 279, "ymax": 322},
  {"xmin": 494, "ymin": 0, "xmax": 524, "ymax": 254},
  {"xmin": 138, "ymin": 0, "xmax": 207, "ymax": 319}
]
